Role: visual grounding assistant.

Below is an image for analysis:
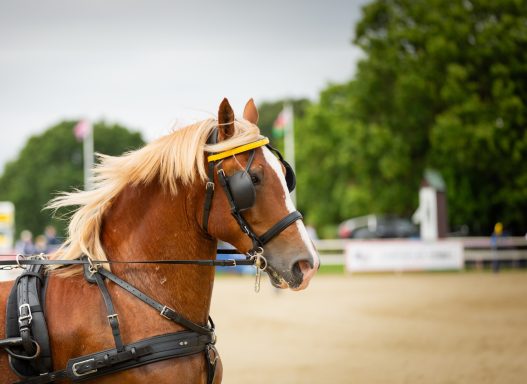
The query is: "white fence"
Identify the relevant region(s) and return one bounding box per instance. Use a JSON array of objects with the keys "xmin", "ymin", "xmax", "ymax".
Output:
[
  {"xmin": 315, "ymin": 237, "xmax": 527, "ymax": 270},
  {"xmin": 1, "ymin": 237, "xmax": 525, "ymax": 280}
]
